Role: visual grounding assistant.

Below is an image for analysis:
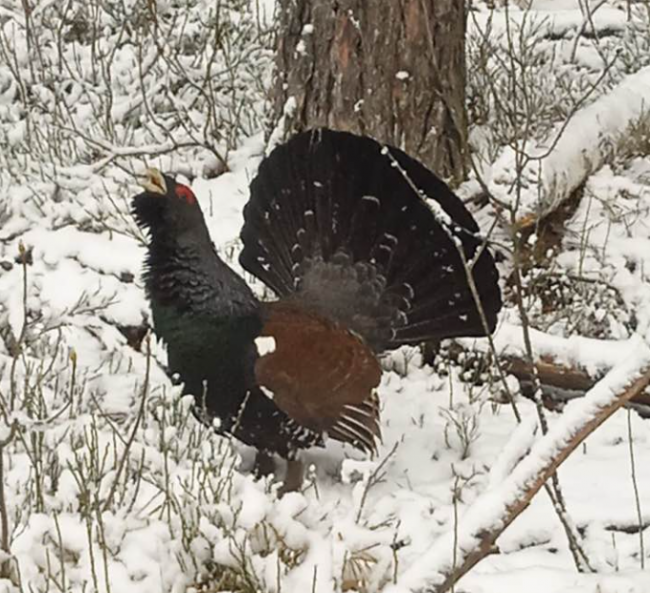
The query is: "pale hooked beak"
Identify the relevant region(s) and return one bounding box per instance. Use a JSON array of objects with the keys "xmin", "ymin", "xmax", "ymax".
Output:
[{"xmin": 140, "ymin": 168, "xmax": 167, "ymax": 195}]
